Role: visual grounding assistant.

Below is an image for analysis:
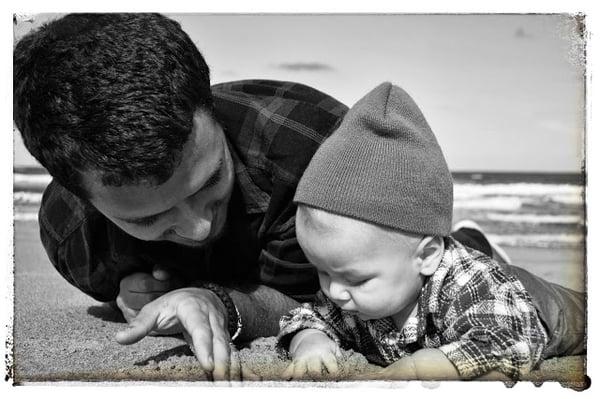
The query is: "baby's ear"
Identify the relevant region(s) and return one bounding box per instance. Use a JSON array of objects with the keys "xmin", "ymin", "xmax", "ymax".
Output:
[{"xmin": 416, "ymin": 236, "xmax": 444, "ymax": 276}]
